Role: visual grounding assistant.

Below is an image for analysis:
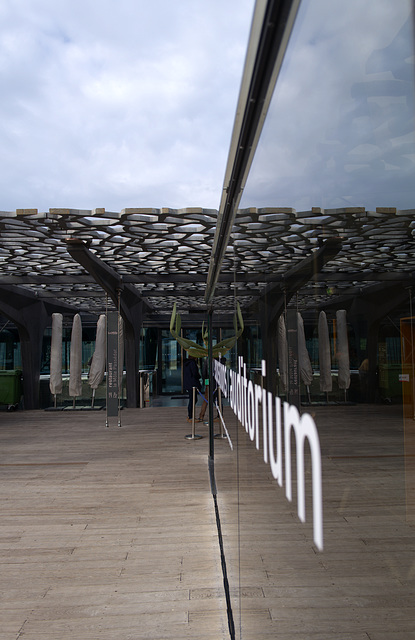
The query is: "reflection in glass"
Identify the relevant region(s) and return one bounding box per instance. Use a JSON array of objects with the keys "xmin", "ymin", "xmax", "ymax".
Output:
[
  {"xmin": 213, "ymin": 1, "xmax": 415, "ymax": 638},
  {"xmin": 240, "ymin": 0, "xmax": 414, "ymax": 211}
]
